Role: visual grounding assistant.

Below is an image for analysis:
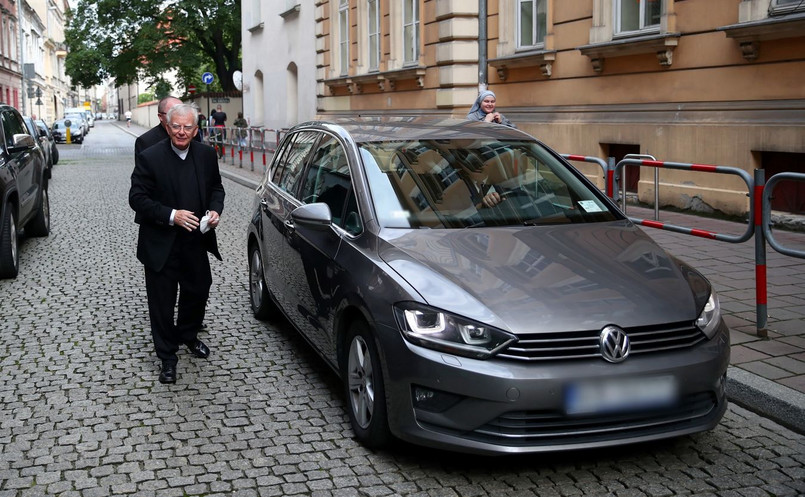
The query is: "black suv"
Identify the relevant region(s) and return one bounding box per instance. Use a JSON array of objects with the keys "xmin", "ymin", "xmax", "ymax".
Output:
[{"xmin": 0, "ymin": 104, "xmax": 49, "ymax": 278}]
